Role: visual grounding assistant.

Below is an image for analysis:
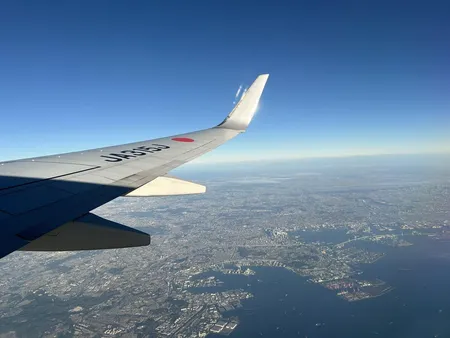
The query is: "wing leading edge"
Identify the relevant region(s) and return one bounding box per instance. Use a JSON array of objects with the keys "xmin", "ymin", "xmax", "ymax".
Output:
[{"xmin": 0, "ymin": 74, "xmax": 269, "ymax": 258}]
